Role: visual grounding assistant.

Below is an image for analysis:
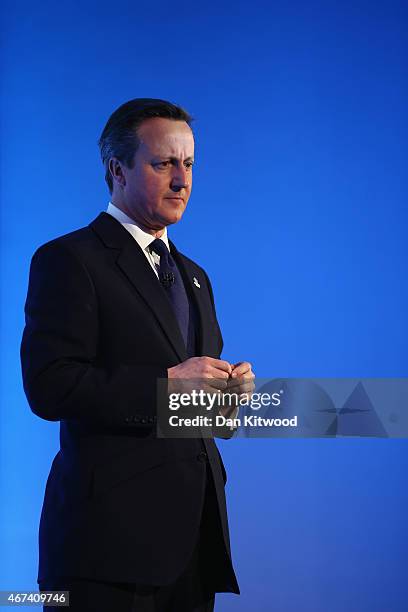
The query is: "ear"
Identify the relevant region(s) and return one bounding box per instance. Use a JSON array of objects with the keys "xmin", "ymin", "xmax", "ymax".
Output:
[{"xmin": 108, "ymin": 157, "xmax": 126, "ymax": 189}]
